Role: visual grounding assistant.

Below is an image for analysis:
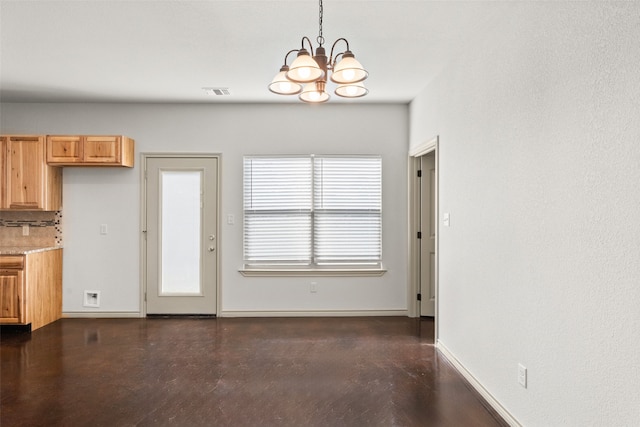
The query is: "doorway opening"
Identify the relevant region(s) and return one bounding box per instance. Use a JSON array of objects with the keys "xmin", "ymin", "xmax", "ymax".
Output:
[{"xmin": 408, "ymin": 137, "xmax": 439, "ymax": 340}]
